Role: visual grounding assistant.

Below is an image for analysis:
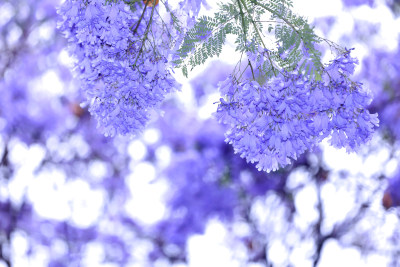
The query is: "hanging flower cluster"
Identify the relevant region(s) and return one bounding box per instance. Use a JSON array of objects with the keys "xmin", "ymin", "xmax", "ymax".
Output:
[
  {"xmin": 216, "ymin": 49, "xmax": 379, "ymax": 172},
  {"xmin": 58, "ymin": 0, "xmax": 180, "ymax": 137}
]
